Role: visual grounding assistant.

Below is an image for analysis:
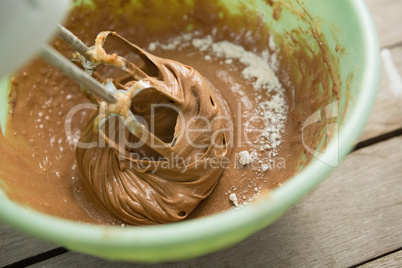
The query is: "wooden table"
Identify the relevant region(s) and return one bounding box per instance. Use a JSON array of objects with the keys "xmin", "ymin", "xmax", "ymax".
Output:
[{"xmin": 1, "ymin": 1, "xmax": 402, "ymax": 267}]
